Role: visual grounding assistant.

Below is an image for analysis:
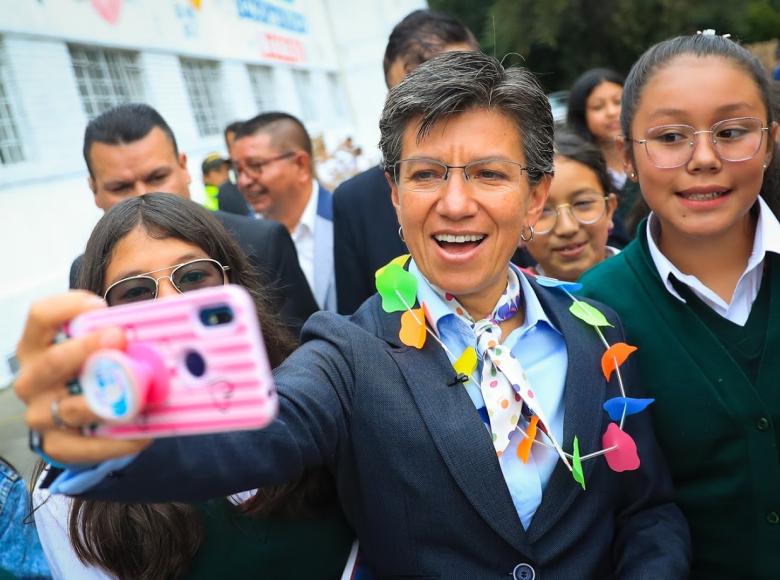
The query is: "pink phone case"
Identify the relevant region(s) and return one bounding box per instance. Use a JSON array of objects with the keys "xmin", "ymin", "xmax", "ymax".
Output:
[{"xmin": 69, "ymin": 285, "xmax": 278, "ymax": 439}]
